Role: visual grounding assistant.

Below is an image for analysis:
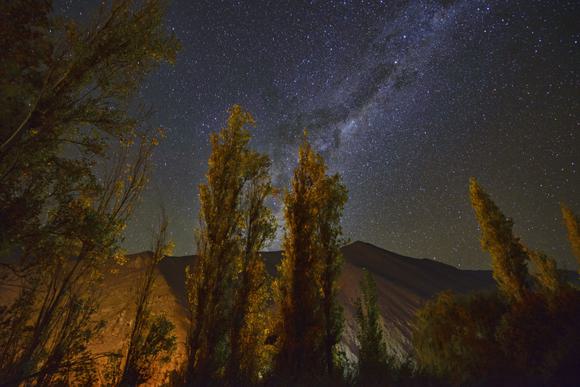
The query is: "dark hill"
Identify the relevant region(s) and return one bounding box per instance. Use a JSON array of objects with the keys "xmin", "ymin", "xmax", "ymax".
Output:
[
  {"xmin": 124, "ymin": 241, "xmax": 495, "ymax": 360},
  {"xmin": 0, "ymin": 241, "xmax": 501, "ymax": 378}
]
